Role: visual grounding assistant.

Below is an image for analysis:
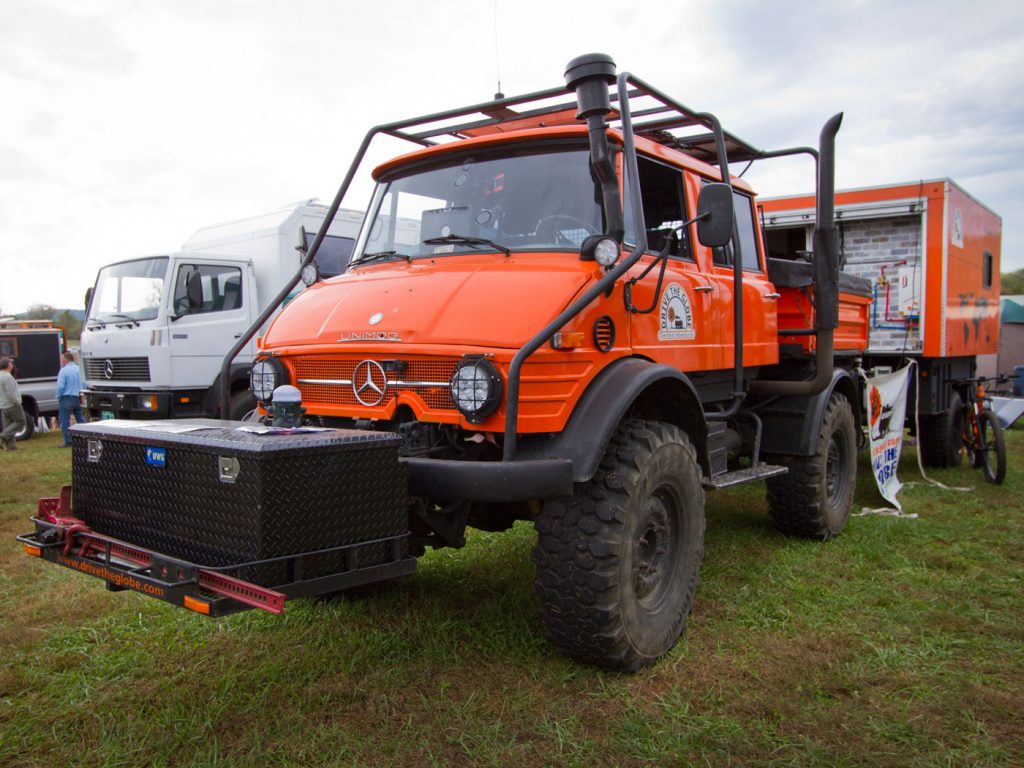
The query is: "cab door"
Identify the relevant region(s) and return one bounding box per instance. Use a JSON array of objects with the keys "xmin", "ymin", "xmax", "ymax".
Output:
[
  {"xmin": 705, "ymin": 187, "xmax": 779, "ymax": 368},
  {"xmin": 625, "ymin": 157, "xmax": 719, "ymax": 372},
  {"xmin": 167, "ymin": 259, "xmax": 250, "ymax": 389}
]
